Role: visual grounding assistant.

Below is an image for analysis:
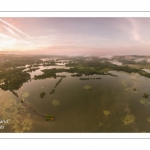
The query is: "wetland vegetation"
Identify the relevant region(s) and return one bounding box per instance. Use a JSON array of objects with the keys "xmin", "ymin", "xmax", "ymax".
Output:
[
  {"xmin": 40, "ymin": 92, "xmax": 46, "ymax": 98},
  {"xmin": 0, "ymin": 68, "xmax": 30, "ymax": 92},
  {"xmin": 1, "ymin": 54, "xmax": 150, "ymax": 132},
  {"xmin": 49, "ymin": 89, "xmax": 55, "ymax": 94}
]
